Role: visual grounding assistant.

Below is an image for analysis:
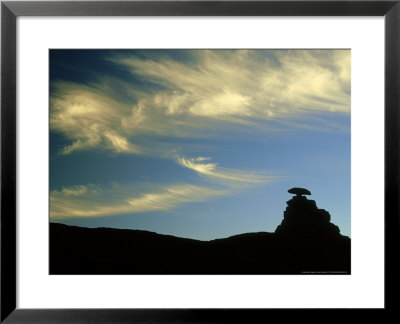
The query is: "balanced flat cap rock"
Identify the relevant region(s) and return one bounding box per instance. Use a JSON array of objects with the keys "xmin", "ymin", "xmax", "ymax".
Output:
[{"xmin": 288, "ymin": 187, "xmax": 311, "ymax": 196}]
